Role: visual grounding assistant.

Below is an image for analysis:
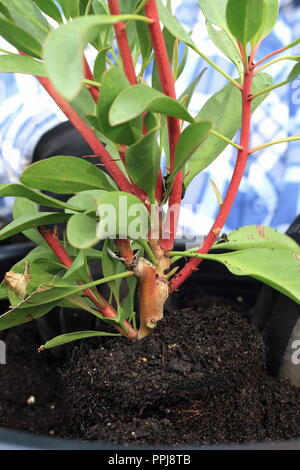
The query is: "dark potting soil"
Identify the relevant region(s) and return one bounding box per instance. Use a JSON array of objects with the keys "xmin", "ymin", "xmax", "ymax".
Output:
[{"xmin": 0, "ymin": 299, "xmax": 300, "ymax": 446}]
